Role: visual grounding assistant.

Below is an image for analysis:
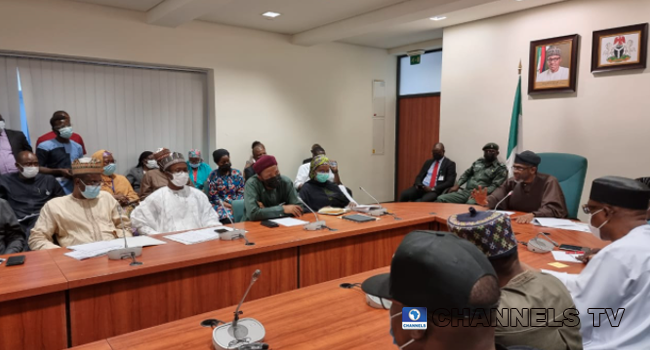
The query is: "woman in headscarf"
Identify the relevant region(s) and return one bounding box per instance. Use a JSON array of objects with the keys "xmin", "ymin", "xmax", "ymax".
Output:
[
  {"xmin": 187, "ymin": 149, "xmax": 212, "ymax": 190},
  {"xmin": 299, "ymin": 155, "xmax": 353, "ymax": 211},
  {"xmin": 206, "ymin": 149, "xmax": 245, "ymax": 223},
  {"xmin": 91, "ymin": 150, "xmax": 139, "ymax": 213},
  {"xmin": 126, "ymin": 151, "xmax": 156, "ymax": 193}
]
